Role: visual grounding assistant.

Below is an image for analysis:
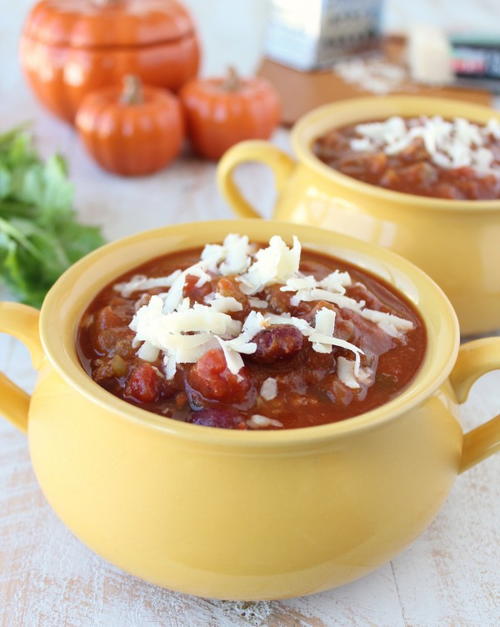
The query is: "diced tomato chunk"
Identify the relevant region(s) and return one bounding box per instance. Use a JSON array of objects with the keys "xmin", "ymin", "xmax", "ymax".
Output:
[
  {"xmin": 188, "ymin": 349, "xmax": 251, "ymax": 402},
  {"xmin": 125, "ymin": 363, "xmax": 162, "ymax": 404}
]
